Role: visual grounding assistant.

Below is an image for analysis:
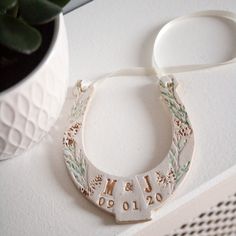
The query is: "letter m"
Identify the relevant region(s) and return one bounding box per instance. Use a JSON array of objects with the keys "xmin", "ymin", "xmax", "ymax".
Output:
[{"xmin": 103, "ymin": 179, "xmax": 117, "ymax": 196}]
